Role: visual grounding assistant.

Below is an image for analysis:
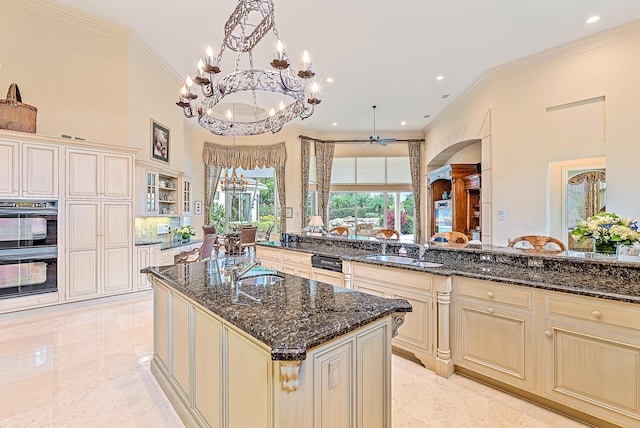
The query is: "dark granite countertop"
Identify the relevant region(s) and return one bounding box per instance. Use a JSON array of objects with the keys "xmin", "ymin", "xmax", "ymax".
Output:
[
  {"xmin": 143, "ymin": 259, "xmax": 411, "ymax": 361},
  {"xmin": 258, "ymin": 239, "xmax": 640, "ymax": 305},
  {"xmin": 134, "ymin": 240, "xmax": 162, "ymax": 247}
]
